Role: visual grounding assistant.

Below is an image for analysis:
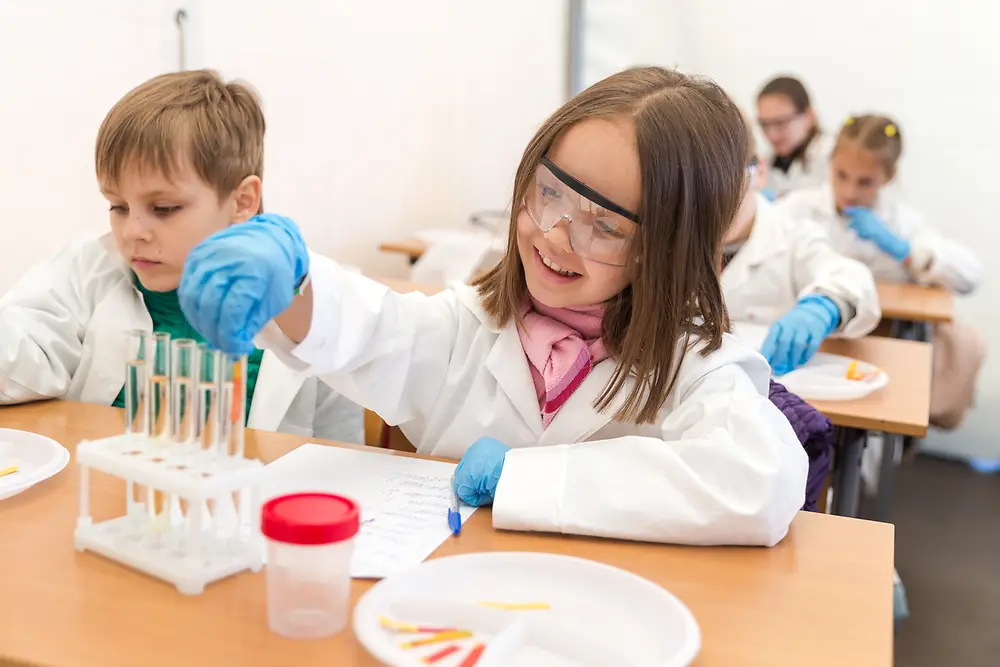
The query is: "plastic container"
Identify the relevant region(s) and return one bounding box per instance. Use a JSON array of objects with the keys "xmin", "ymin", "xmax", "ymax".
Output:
[{"xmin": 261, "ymin": 492, "xmax": 360, "ymax": 639}]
